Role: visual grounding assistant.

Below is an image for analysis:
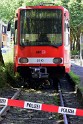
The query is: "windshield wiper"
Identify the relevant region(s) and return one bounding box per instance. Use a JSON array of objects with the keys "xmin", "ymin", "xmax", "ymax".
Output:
[
  {"xmin": 51, "ymin": 45, "xmax": 59, "ymax": 48},
  {"xmin": 20, "ymin": 42, "xmax": 26, "ymax": 47}
]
